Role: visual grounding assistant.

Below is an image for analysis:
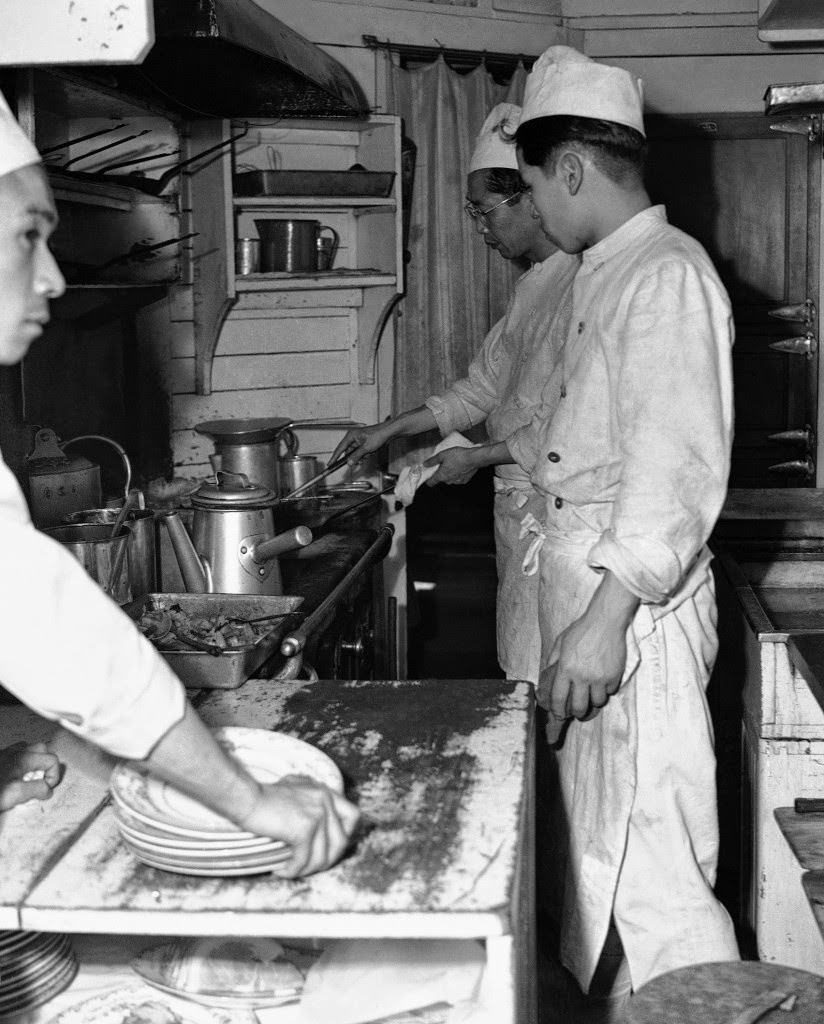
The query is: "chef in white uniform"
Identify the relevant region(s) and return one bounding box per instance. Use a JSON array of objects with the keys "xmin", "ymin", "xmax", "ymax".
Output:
[
  {"xmin": 331, "ymin": 103, "xmax": 578, "ymax": 683},
  {"xmin": 449, "ymin": 46, "xmax": 741, "ymax": 1018},
  {"xmin": 0, "ymin": 89, "xmax": 359, "ymax": 875}
]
